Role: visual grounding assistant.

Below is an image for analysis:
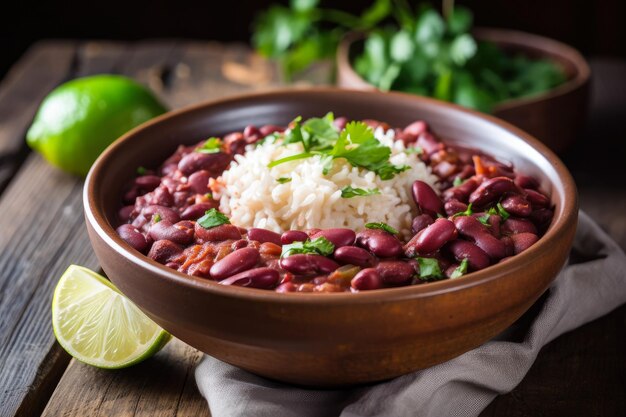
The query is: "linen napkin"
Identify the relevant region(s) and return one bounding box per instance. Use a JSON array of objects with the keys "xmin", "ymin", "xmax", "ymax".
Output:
[{"xmin": 196, "ymin": 211, "xmax": 626, "ymax": 417}]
